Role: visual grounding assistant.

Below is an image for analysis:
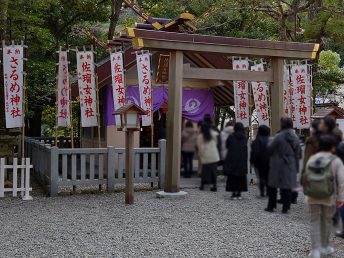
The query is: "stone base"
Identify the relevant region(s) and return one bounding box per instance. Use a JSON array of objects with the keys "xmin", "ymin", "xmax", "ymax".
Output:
[{"xmin": 156, "ymin": 191, "xmax": 188, "ymax": 199}]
